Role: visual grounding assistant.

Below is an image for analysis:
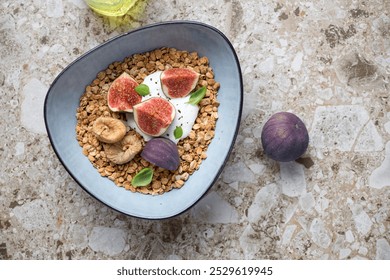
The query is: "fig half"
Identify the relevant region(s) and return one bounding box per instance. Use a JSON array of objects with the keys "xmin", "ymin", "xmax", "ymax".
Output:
[
  {"xmin": 141, "ymin": 138, "xmax": 180, "ymax": 171},
  {"xmin": 161, "ymin": 68, "xmax": 200, "ymax": 98},
  {"xmin": 107, "ymin": 72, "xmax": 142, "ymax": 112},
  {"xmin": 133, "ymin": 97, "xmax": 175, "ymax": 137}
]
